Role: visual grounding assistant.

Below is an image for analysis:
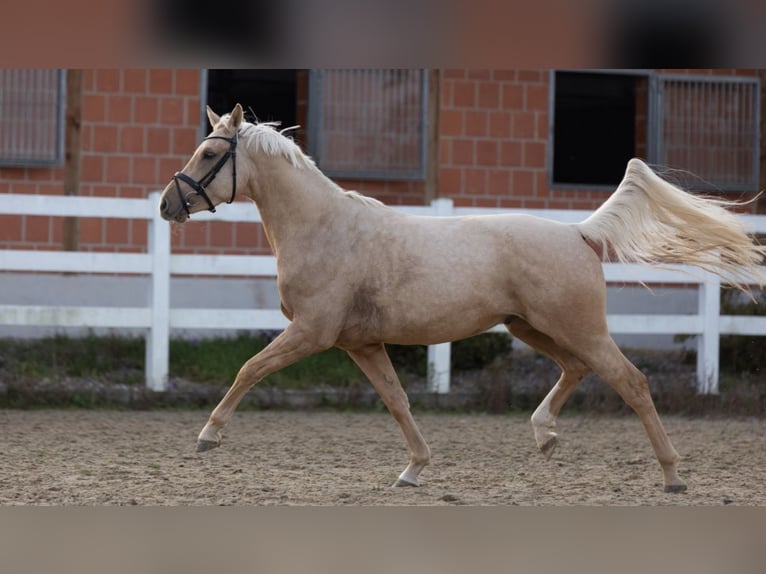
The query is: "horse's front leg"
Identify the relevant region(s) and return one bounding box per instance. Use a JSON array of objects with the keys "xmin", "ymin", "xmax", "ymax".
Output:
[
  {"xmin": 347, "ymin": 343, "xmax": 431, "ymax": 486},
  {"xmin": 197, "ymin": 324, "xmax": 325, "ymax": 451}
]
